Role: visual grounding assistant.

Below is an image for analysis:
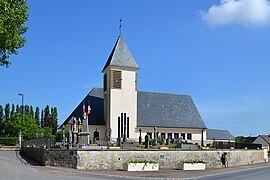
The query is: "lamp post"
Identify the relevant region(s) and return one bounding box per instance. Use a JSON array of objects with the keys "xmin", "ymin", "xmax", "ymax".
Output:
[{"xmin": 18, "ymin": 93, "xmax": 24, "ymax": 142}]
